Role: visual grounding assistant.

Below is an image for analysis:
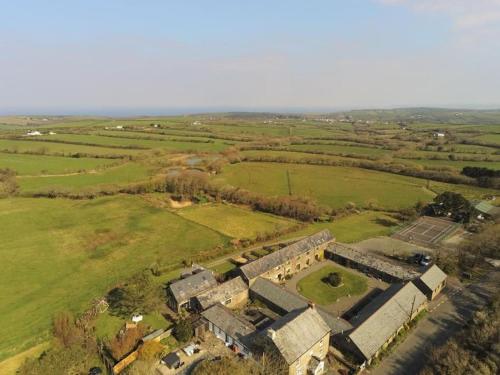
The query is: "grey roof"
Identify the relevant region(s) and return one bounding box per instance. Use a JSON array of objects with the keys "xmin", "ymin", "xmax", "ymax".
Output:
[
  {"xmin": 348, "ymin": 282, "xmax": 427, "ymax": 360},
  {"xmin": 328, "ymin": 243, "xmax": 420, "ymax": 281},
  {"xmin": 202, "ymin": 303, "xmax": 256, "ymax": 343},
  {"xmin": 267, "ymin": 307, "xmax": 330, "ymax": 364},
  {"xmin": 240, "ymin": 230, "xmax": 334, "ymax": 280},
  {"xmin": 418, "ymin": 265, "xmax": 447, "ymax": 292},
  {"xmin": 169, "ymin": 270, "xmax": 217, "ymax": 303},
  {"xmin": 473, "ymin": 200, "xmax": 496, "ymax": 214},
  {"xmin": 250, "ymin": 277, "xmax": 352, "ymax": 334},
  {"xmin": 196, "ymin": 276, "xmax": 248, "ymax": 310}
]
